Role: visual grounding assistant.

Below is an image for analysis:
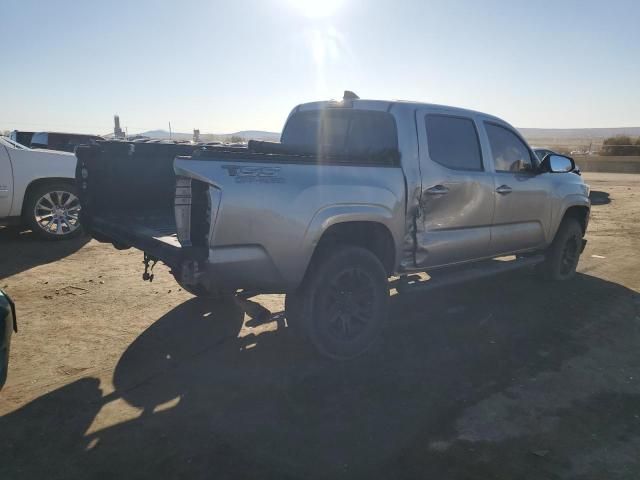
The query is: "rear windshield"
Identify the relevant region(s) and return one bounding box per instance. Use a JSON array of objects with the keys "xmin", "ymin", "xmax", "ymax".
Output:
[{"xmin": 281, "ymin": 109, "xmax": 398, "ymax": 163}]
